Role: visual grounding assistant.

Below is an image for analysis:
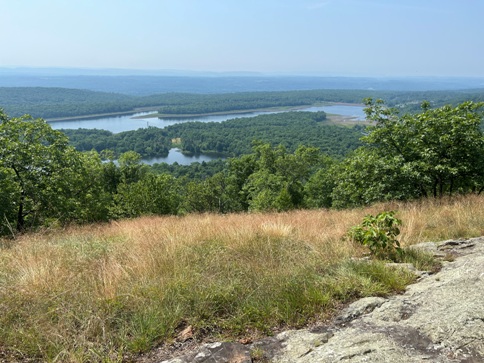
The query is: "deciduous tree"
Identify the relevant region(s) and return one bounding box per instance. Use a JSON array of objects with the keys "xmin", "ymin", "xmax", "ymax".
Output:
[{"xmin": 0, "ymin": 111, "xmax": 75, "ymax": 231}]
